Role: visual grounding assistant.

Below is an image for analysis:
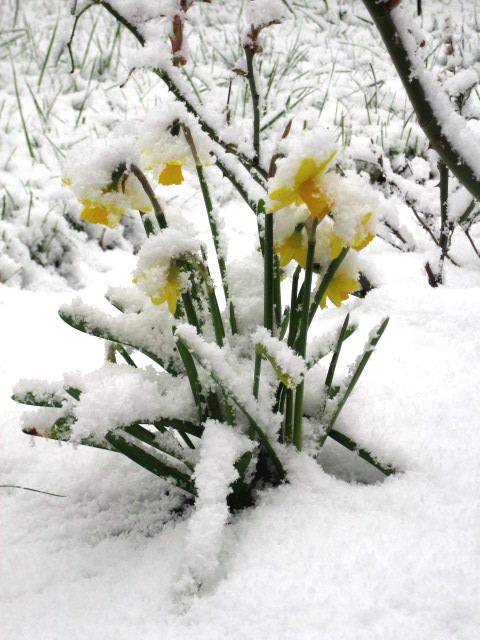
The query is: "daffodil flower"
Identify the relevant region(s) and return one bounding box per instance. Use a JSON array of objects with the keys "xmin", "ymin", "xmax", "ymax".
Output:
[
  {"xmin": 133, "ymin": 263, "xmax": 183, "ymax": 314},
  {"xmin": 158, "ymin": 162, "xmax": 185, "ymax": 186},
  {"xmin": 320, "ymin": 269, "xmax": 360, "ymax": 309},
  {"xmin": 79, "ymin": 200, "xmax": 124, "ymax": 229},
  {"xmin": 351, "ymin": 212, "xmax": 375, "ymax": 251},
  {"xmin": 65, "ymin": 168, "xmax": 152, "ymax": 229},
  {"xmin": 330, "ymin": 213, "xmax": 376, "ymax": 258},
  {"xmin": 149, "ymin": 264, "xmax": 182, "ymax": 314},
  {"xmin": 268, "ymin": 152, "xmax": 336, "ymax": 219},
  {"xmin": 274, "ymin": 229, "xmax": 308, "ymax": 268}
]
